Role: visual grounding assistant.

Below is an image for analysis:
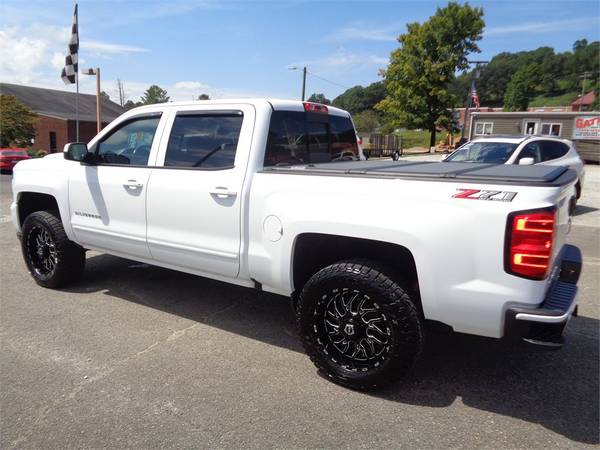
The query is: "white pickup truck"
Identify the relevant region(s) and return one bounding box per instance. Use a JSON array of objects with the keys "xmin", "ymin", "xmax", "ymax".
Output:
[{"xmin": 11, "ymin": 100, "xmax": 582, "ymax": 389}]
